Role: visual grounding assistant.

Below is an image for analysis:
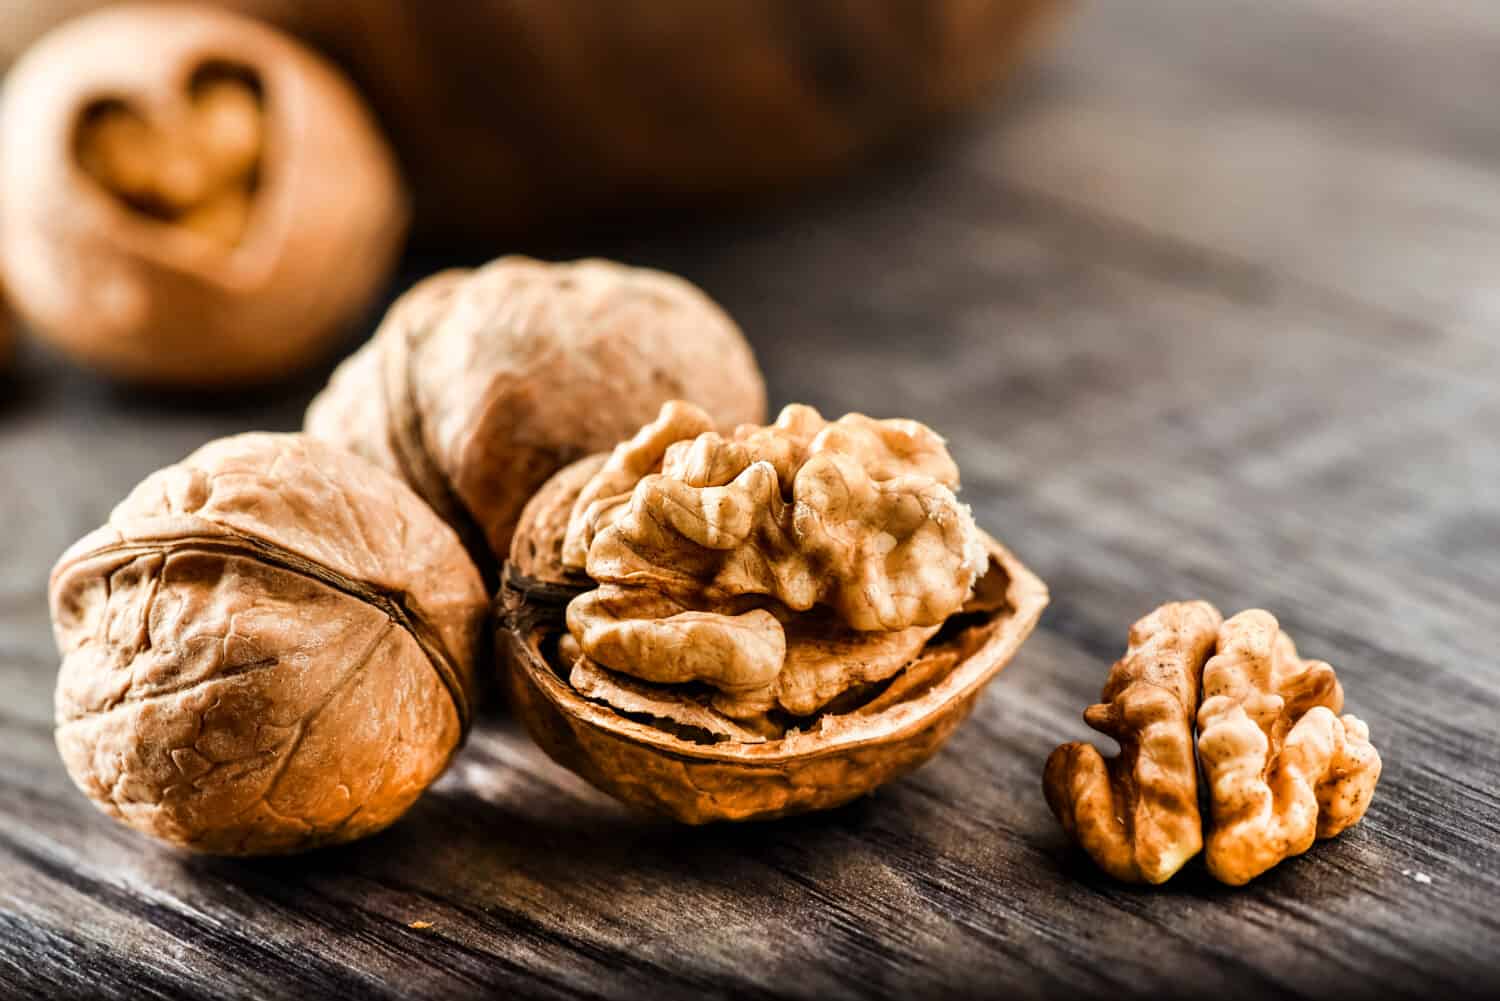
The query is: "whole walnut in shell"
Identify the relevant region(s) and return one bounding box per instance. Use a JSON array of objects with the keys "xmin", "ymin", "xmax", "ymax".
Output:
[
  {"xmin": 305, "ymin": 256, "xmax": 767, "ymax": 580},
  {"xmin": 501, "ymin": 401, "xmax": 1049, "ymax": 823},
  {"xmin": 0, "ymin": 4, "xmax": 407, "ymax": 387},
  {"xmin": 50, "ymin": 433, "xmax": 486, "ymax": 855}
]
